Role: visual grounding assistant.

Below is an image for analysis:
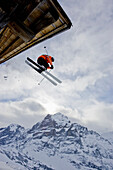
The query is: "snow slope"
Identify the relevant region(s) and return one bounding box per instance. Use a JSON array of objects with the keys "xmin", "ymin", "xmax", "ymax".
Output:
[{"xmin": 102, "ymin": 131, "xmax": 113, "ymax": 144}]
